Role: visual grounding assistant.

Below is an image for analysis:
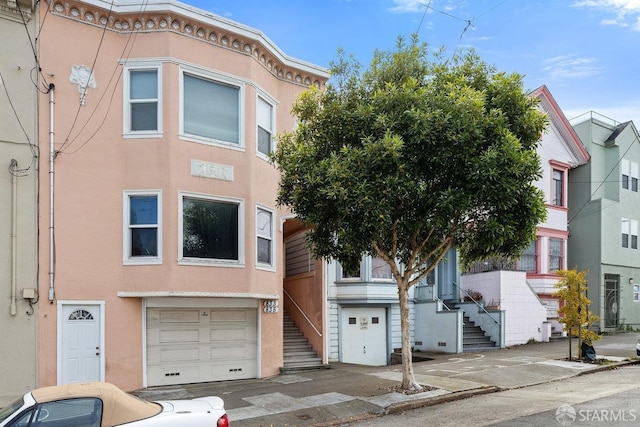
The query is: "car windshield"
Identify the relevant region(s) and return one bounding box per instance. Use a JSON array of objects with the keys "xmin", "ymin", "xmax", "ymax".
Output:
[{"xmin": 0, "ymin": 397, "xmax": 25, "ymax": 423}]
